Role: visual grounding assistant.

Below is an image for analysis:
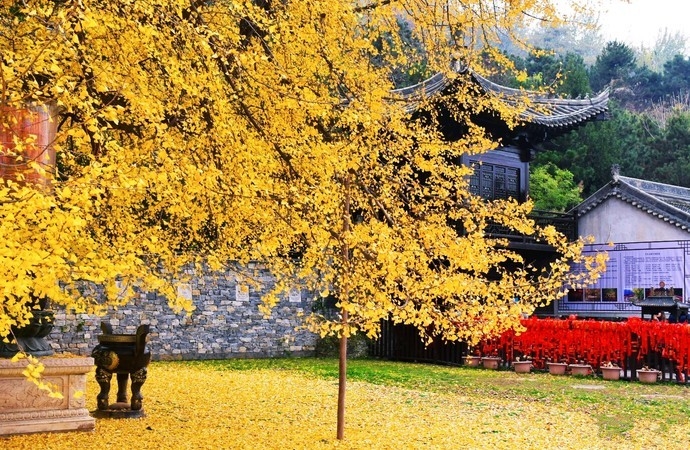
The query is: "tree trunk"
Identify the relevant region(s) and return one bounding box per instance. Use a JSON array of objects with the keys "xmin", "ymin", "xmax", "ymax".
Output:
[
  {"xmin": 336, "ymin": 311, "xmax": 348, "ymax": 440},
  {"xmin": 336, "ymin": 173, "xmax": 351, "ymax": 440}
]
